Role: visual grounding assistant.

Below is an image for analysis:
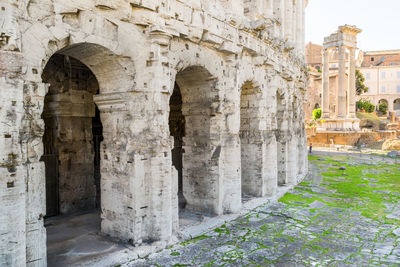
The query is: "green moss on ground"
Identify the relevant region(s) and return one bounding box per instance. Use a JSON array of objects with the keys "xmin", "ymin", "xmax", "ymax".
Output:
[{"xmin": 280, "ymin": 155, "xmax": 400, "ymax": 222}]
